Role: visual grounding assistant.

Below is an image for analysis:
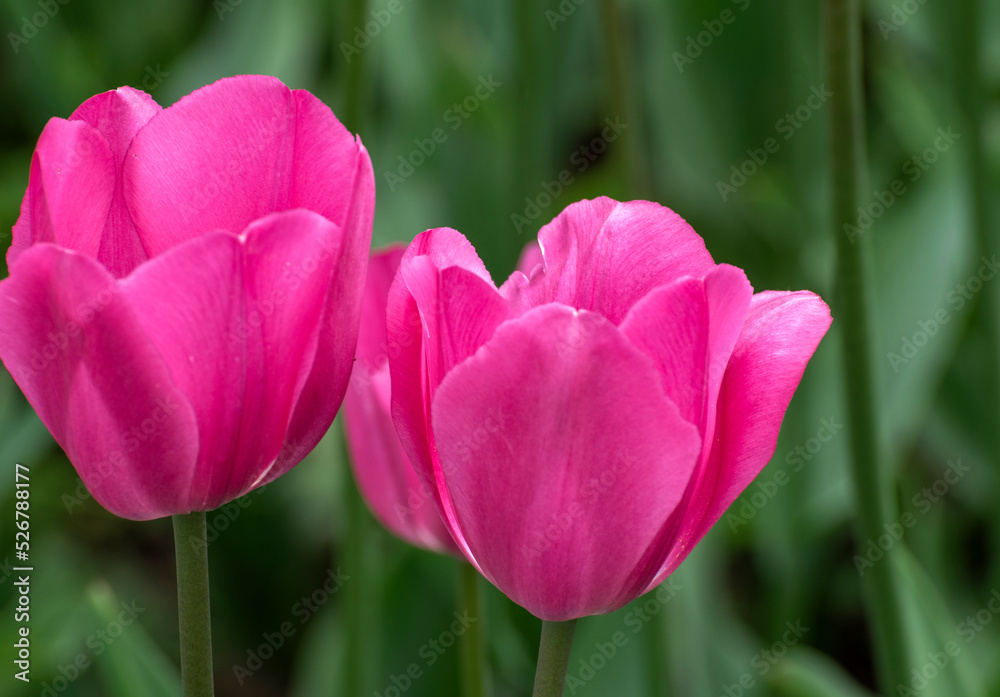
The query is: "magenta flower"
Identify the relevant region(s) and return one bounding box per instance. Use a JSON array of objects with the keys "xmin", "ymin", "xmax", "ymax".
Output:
[
  {"xmin": 0, "ymin": 76, "xmax": 374, "ymax": 520},
  {"xmin": 387, "ymin": 197, "xmax": 832, "ymax": 621},
  {"xmin": 343, "ymin": 245, "xmax": 459, "ymax": 554}
]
